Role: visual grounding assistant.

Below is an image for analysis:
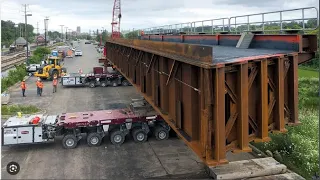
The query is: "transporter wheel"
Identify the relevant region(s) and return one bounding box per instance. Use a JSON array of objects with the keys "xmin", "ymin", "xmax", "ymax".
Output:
[
  {"xmin": 89, "ymin": 82, "xmax": 95, "ymax": 88},
  {"xmin": 87, "ymin": 132, "xmax": 102, "ymax": 147},
  {"xmin": 112, "ymin": 81, "xmax": 118, "ymax": 87},
  {"xmin": 154, "ymin": 126, "xmax": 169, "ymax": 140},
  {"xmin": 110, "ymin": 130, "xmax": 125, "ymax": 145},
  {"xmin": 132, "ymin": 128, "xmax": 148, "ymax": 143},
  {"xmin": 100, "ymin": 81, "xmax": 107, "ymax": 87},
  {"xmin": 62, "ymin": 134, "xmax": 78, "ymax": 149},
  {"xmin": 51, "ymin": 70, "xmax": 58, "ymax": 80},
  {"xmin": 121, "ymin": 80, "xmax": 129, "ymax": 86}
]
